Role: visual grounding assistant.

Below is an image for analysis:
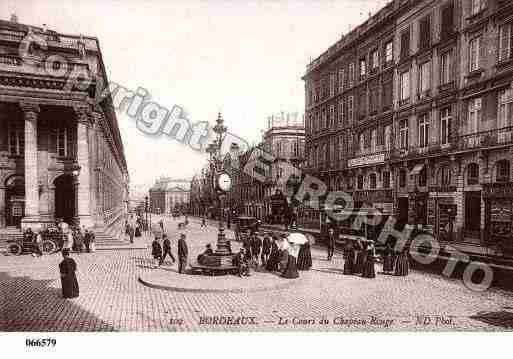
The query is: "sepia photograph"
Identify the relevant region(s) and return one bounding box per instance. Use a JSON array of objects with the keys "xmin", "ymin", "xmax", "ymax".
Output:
[{"xmin": 1, "ymin": 0, "xmax": 513, "ymax": 355}]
